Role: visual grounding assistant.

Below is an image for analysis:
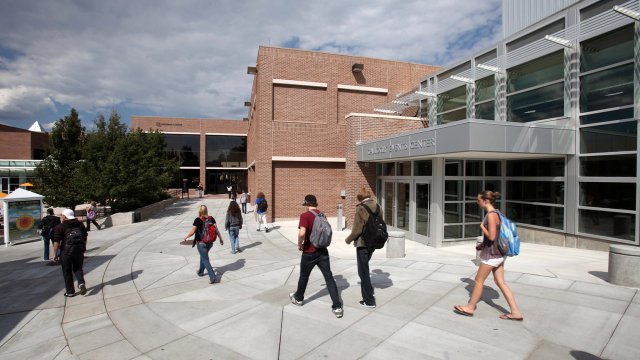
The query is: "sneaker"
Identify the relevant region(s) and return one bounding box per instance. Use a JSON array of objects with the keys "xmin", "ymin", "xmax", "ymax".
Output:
[
  {"xmin": 236, "ymin": 248, "xmax": 242, "ymax": 253},
  {"xmin": 332, "ymin": 308, "xmax": 344, "ymax": 318},
  {"xmin": 359, "ymin": 301, "xmax": 376, "ymax": 309},
  {"xmin": 64, "ymin": 293, "xmax": 75, "ymax": 298},
  {"xmin": 265, "ymin": 228, "xmax": 270, "ymax": 233},
  {"xmin": 196, "ymin": 271, "xmax": 204, "ymax": 277},
  {"xmin": 209, "ymin": 278, "xmax": 217, "ymax": 284},
  {"xmin": 289, "ymin": 292, "xmax": 303, "ymax": 306},
  {"xmin": 79, "ymin": 283, "xmax": 87, "ymax": 295}
]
